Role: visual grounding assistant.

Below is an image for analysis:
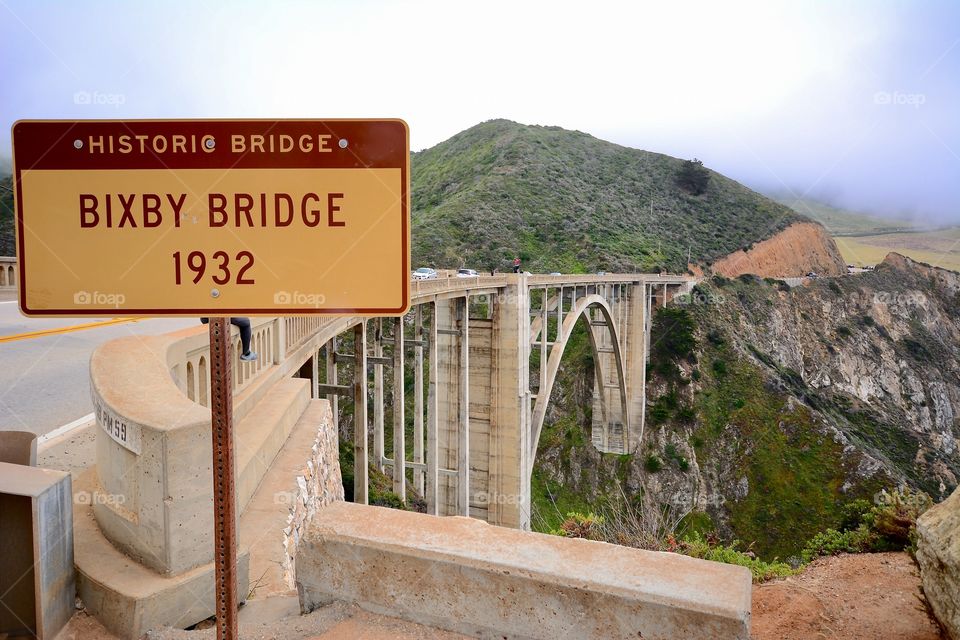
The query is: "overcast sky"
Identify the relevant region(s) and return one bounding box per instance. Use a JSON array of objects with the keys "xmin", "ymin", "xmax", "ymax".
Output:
[{"xmin": 2, "ymin": 0, "xmax": 958, "ymax": 222}]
